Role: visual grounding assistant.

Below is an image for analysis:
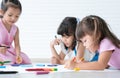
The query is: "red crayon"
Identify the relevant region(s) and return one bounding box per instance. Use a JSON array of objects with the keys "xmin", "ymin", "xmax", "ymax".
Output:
[{"xmin": 26, "ymin": 68, "xmax": 51, "ymax": 71}]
